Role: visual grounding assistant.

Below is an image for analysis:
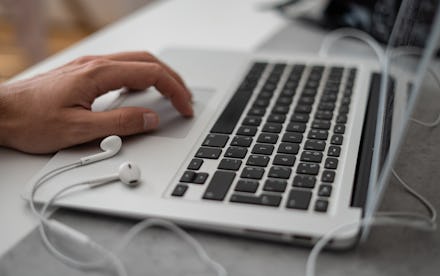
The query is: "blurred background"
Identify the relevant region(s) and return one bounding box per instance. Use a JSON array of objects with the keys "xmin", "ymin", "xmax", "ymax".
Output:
[{"xmin": 0, "ymin": 0, "xmax": 154, "ymax": 82}]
